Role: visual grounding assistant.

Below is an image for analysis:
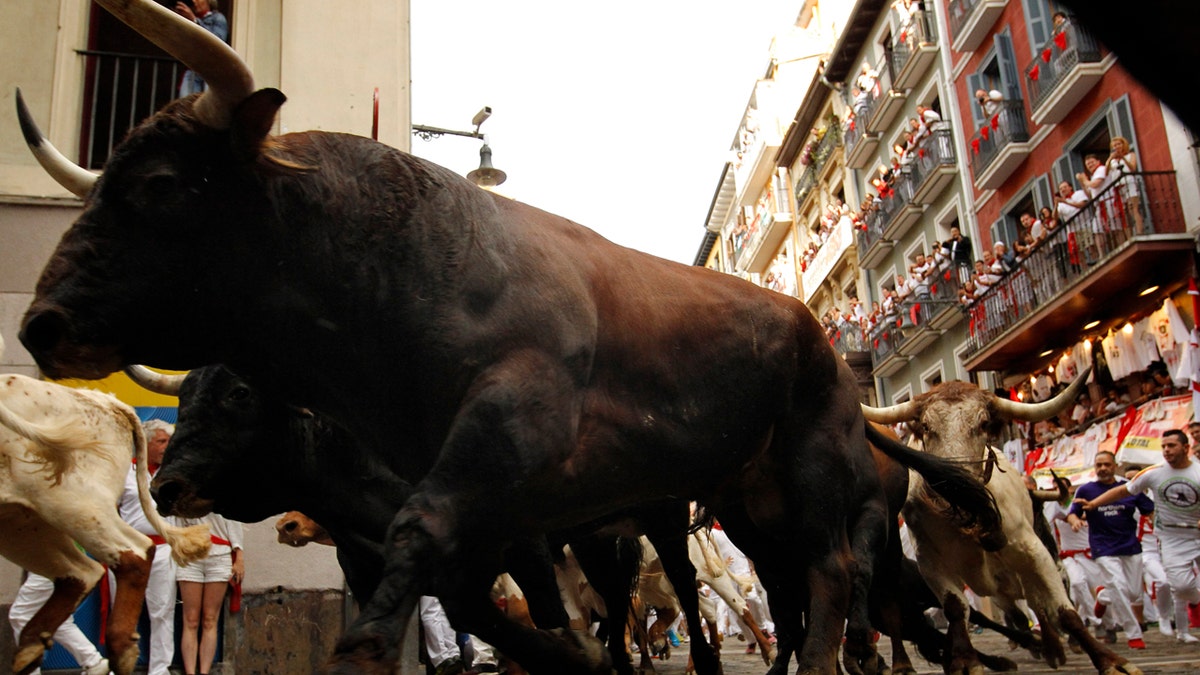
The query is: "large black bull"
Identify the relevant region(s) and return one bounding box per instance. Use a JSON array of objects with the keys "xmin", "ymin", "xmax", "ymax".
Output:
[{"xmin": 17, "ymin": 2, "xmax": 998, "ymax": 672}]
